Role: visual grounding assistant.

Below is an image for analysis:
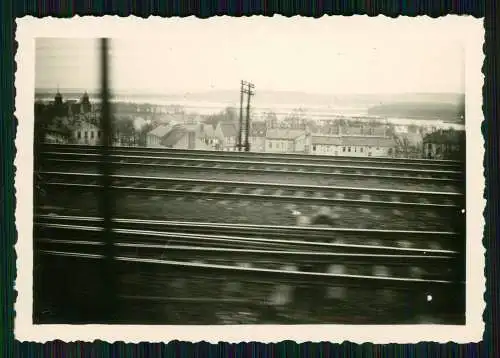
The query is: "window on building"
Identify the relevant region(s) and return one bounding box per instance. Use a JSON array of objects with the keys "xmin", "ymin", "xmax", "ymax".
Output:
[
  {"xmin": 348, "ymin": 147, "xmax": 351, "ymax": 152},
  {"xmin": 84, "ymin": 131, "xmax": 88, "ymax": 138},
  {"xmin": 268, "ymin": 142, "xmax": 272, "ymax": 149},
  {"xmin": 90, "ymin": 131, "xmax": 94, "ymax": 139},
  {"xmin": 97, "ymin": 131, "xmax": 101, "ymax": 138},
  {"xmin": 77, "ymin": 131, "xmax": 81, "ymax": 139},
  {"xmin": 342, "ymin": 147, "xmax": 346, "ymax": 152},
  {"xmin": 312, "ymin": 145, "xmax": 316, "ymax": 151},
  {"xmin": 354, "ymin": 147, "xmax": 357, "ymax": 152},
  {"xmin": 360, "ymin": 147, "xmax": 363, "ymax": 152}
]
